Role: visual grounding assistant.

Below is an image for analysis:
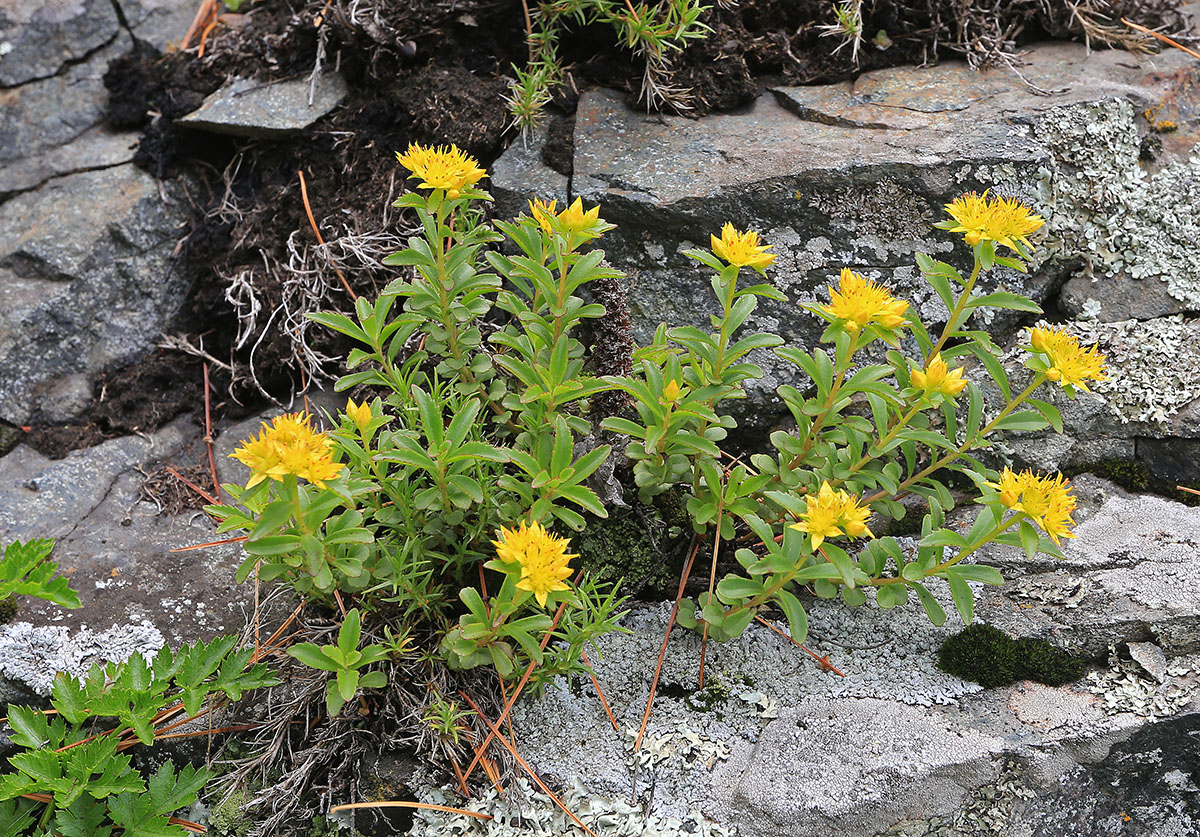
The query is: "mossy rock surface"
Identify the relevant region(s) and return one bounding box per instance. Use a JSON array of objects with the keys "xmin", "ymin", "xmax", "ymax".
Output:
[
  {"xmin": 937, "ymin": 623, "xmax": 1085, "ymax": 688},
  {"xmin": 0, "ymin": 596, "xmax": 16, "ymax": 624},
  {"xmin": 573, "ymin": 489, "xmax": 693, "ymax": 597}
]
